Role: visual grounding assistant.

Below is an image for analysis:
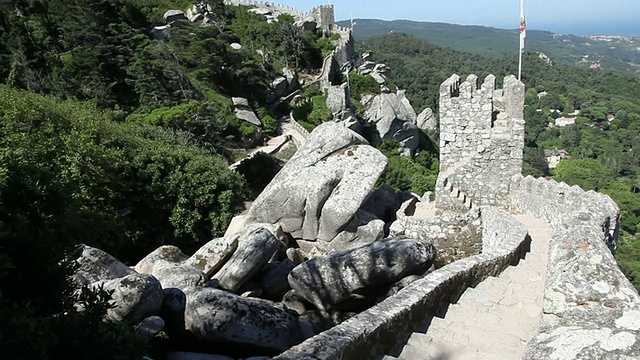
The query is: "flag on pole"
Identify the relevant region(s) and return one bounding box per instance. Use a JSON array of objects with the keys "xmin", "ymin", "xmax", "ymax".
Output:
[
  {"xmin": 518, "ymin": 0, "xmax": 526, "ymax": 81},
  {"xmin": 519, "ymin": 0, "xmax": 526, "ymax": 52}
]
